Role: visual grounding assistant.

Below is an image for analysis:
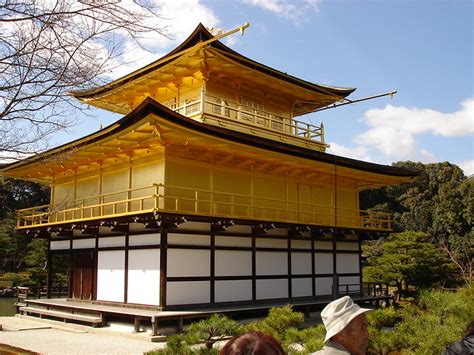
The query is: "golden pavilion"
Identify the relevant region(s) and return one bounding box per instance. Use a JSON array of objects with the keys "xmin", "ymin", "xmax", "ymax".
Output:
[{"xmin": 1, "ymin": 24, "xmax": 416, "ymax": 318}]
